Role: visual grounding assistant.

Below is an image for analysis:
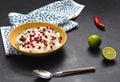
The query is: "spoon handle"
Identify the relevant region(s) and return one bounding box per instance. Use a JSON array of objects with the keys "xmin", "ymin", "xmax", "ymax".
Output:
[{"xmin": 55, "ymin": 67, "xmax": 96, "ymax": 76}]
